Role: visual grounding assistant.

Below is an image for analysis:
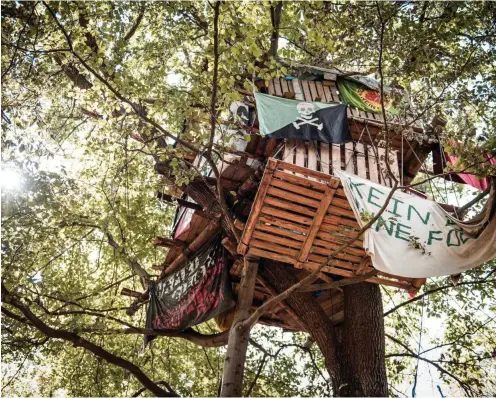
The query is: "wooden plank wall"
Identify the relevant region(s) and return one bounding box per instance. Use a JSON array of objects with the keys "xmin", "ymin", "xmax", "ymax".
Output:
[
  {"xmin": 239, "ymin": 160, "xmax": 415, "ymax": 290},
  {"xmin": 267, "ymin": 77, "xmax": 402, "ymax": 187}
]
